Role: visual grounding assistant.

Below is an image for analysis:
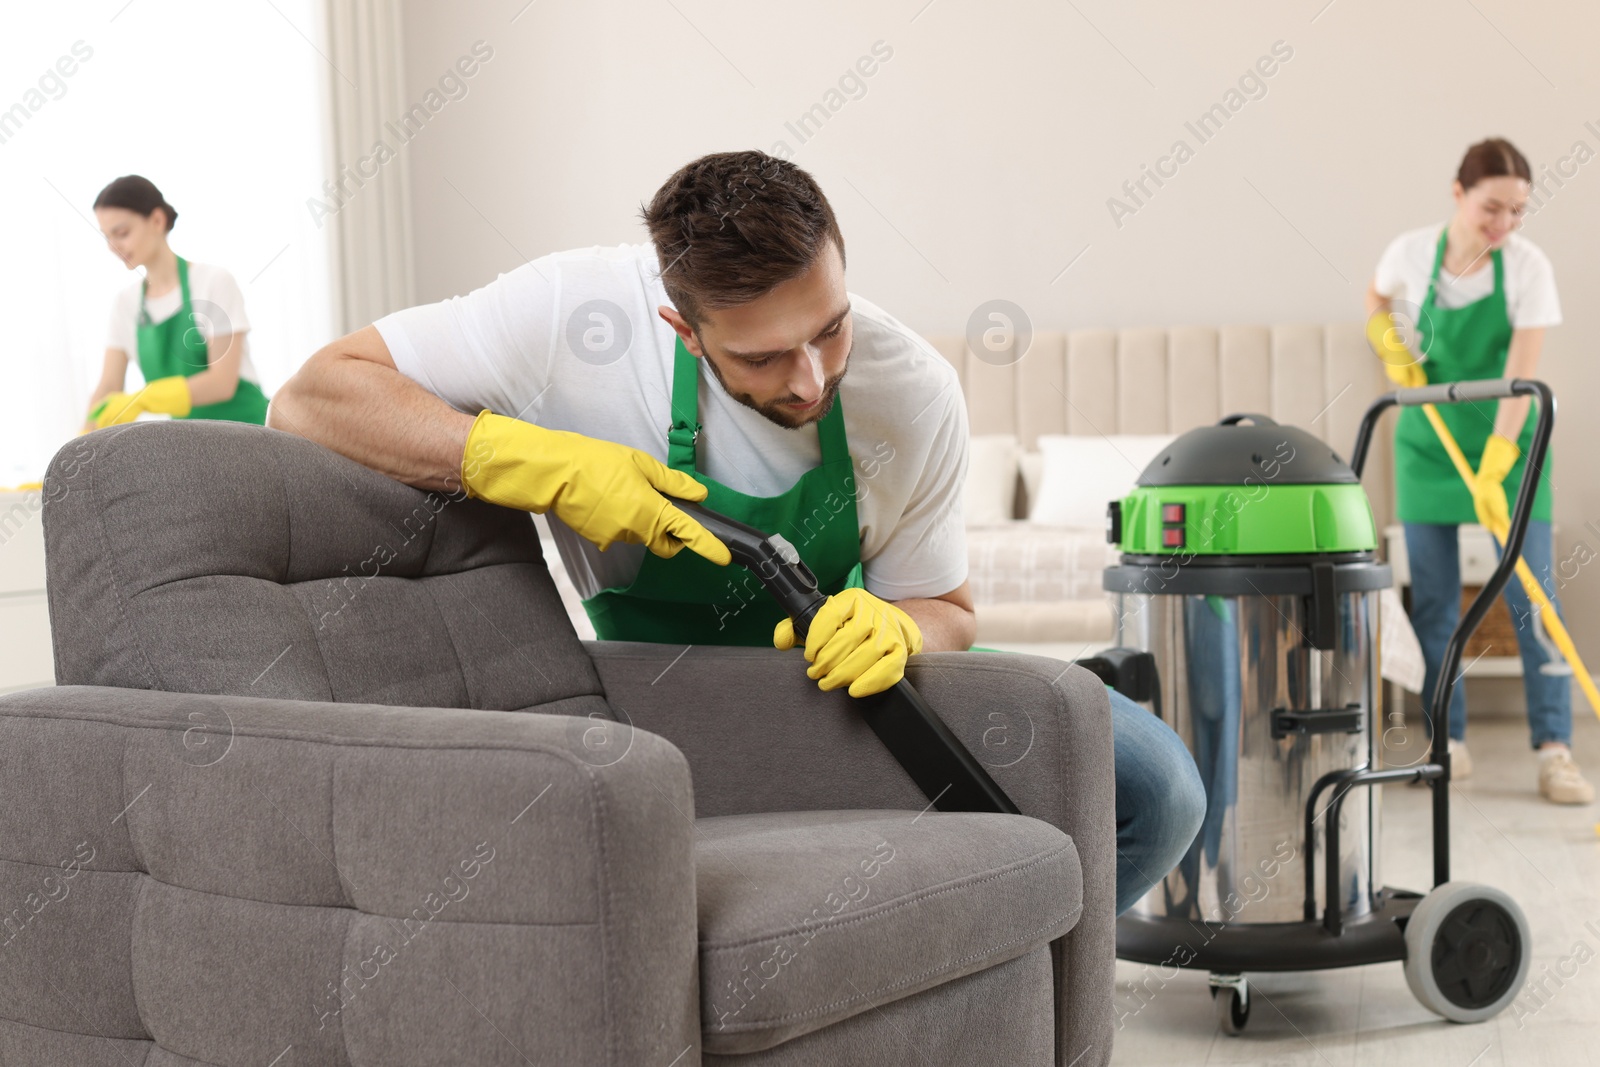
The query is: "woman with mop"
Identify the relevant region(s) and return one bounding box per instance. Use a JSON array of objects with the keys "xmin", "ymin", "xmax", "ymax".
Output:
[{"xmin": 1366, "ymin": 137, "xmax": 1590, "ymax": 805}]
